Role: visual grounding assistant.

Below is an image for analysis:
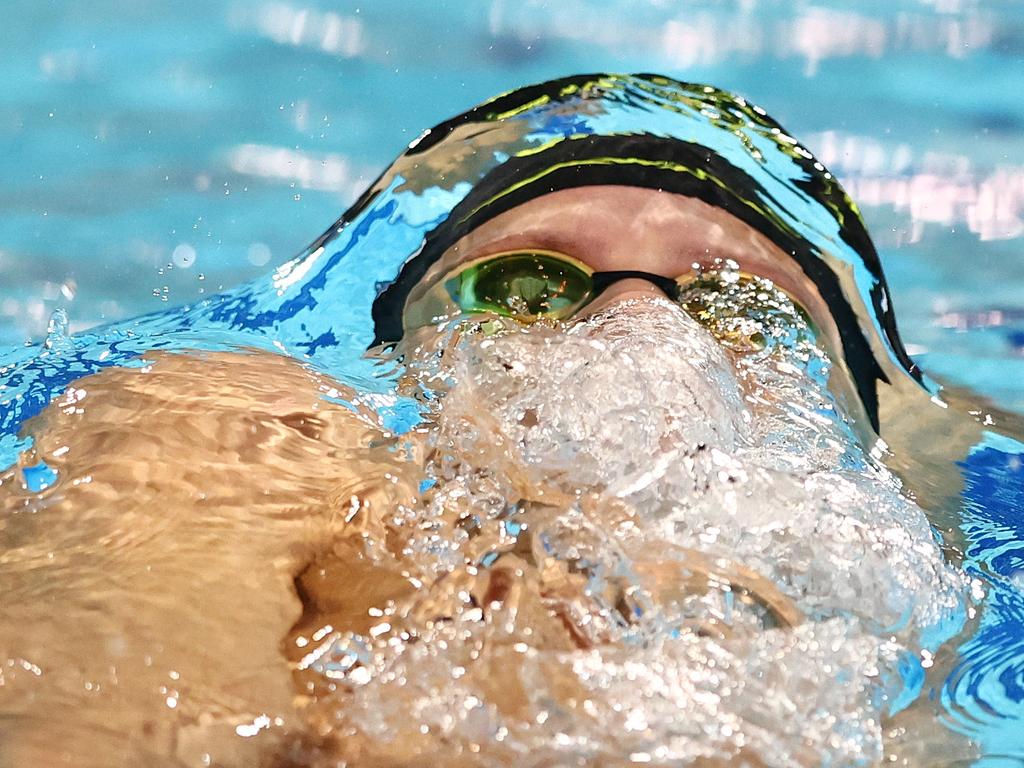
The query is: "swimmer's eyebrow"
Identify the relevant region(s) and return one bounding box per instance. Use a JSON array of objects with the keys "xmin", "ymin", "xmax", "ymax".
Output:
[
  {"xmin": 421, "ymin": 228, "xmax": 593, "ymax": 286},
  {"xmin": 446, "ymin": 226, "xmax": 719, "ymax": 280},
  {"xmin": 454, "ymin": 229, "xmax": 586, "ymax": 262}
]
